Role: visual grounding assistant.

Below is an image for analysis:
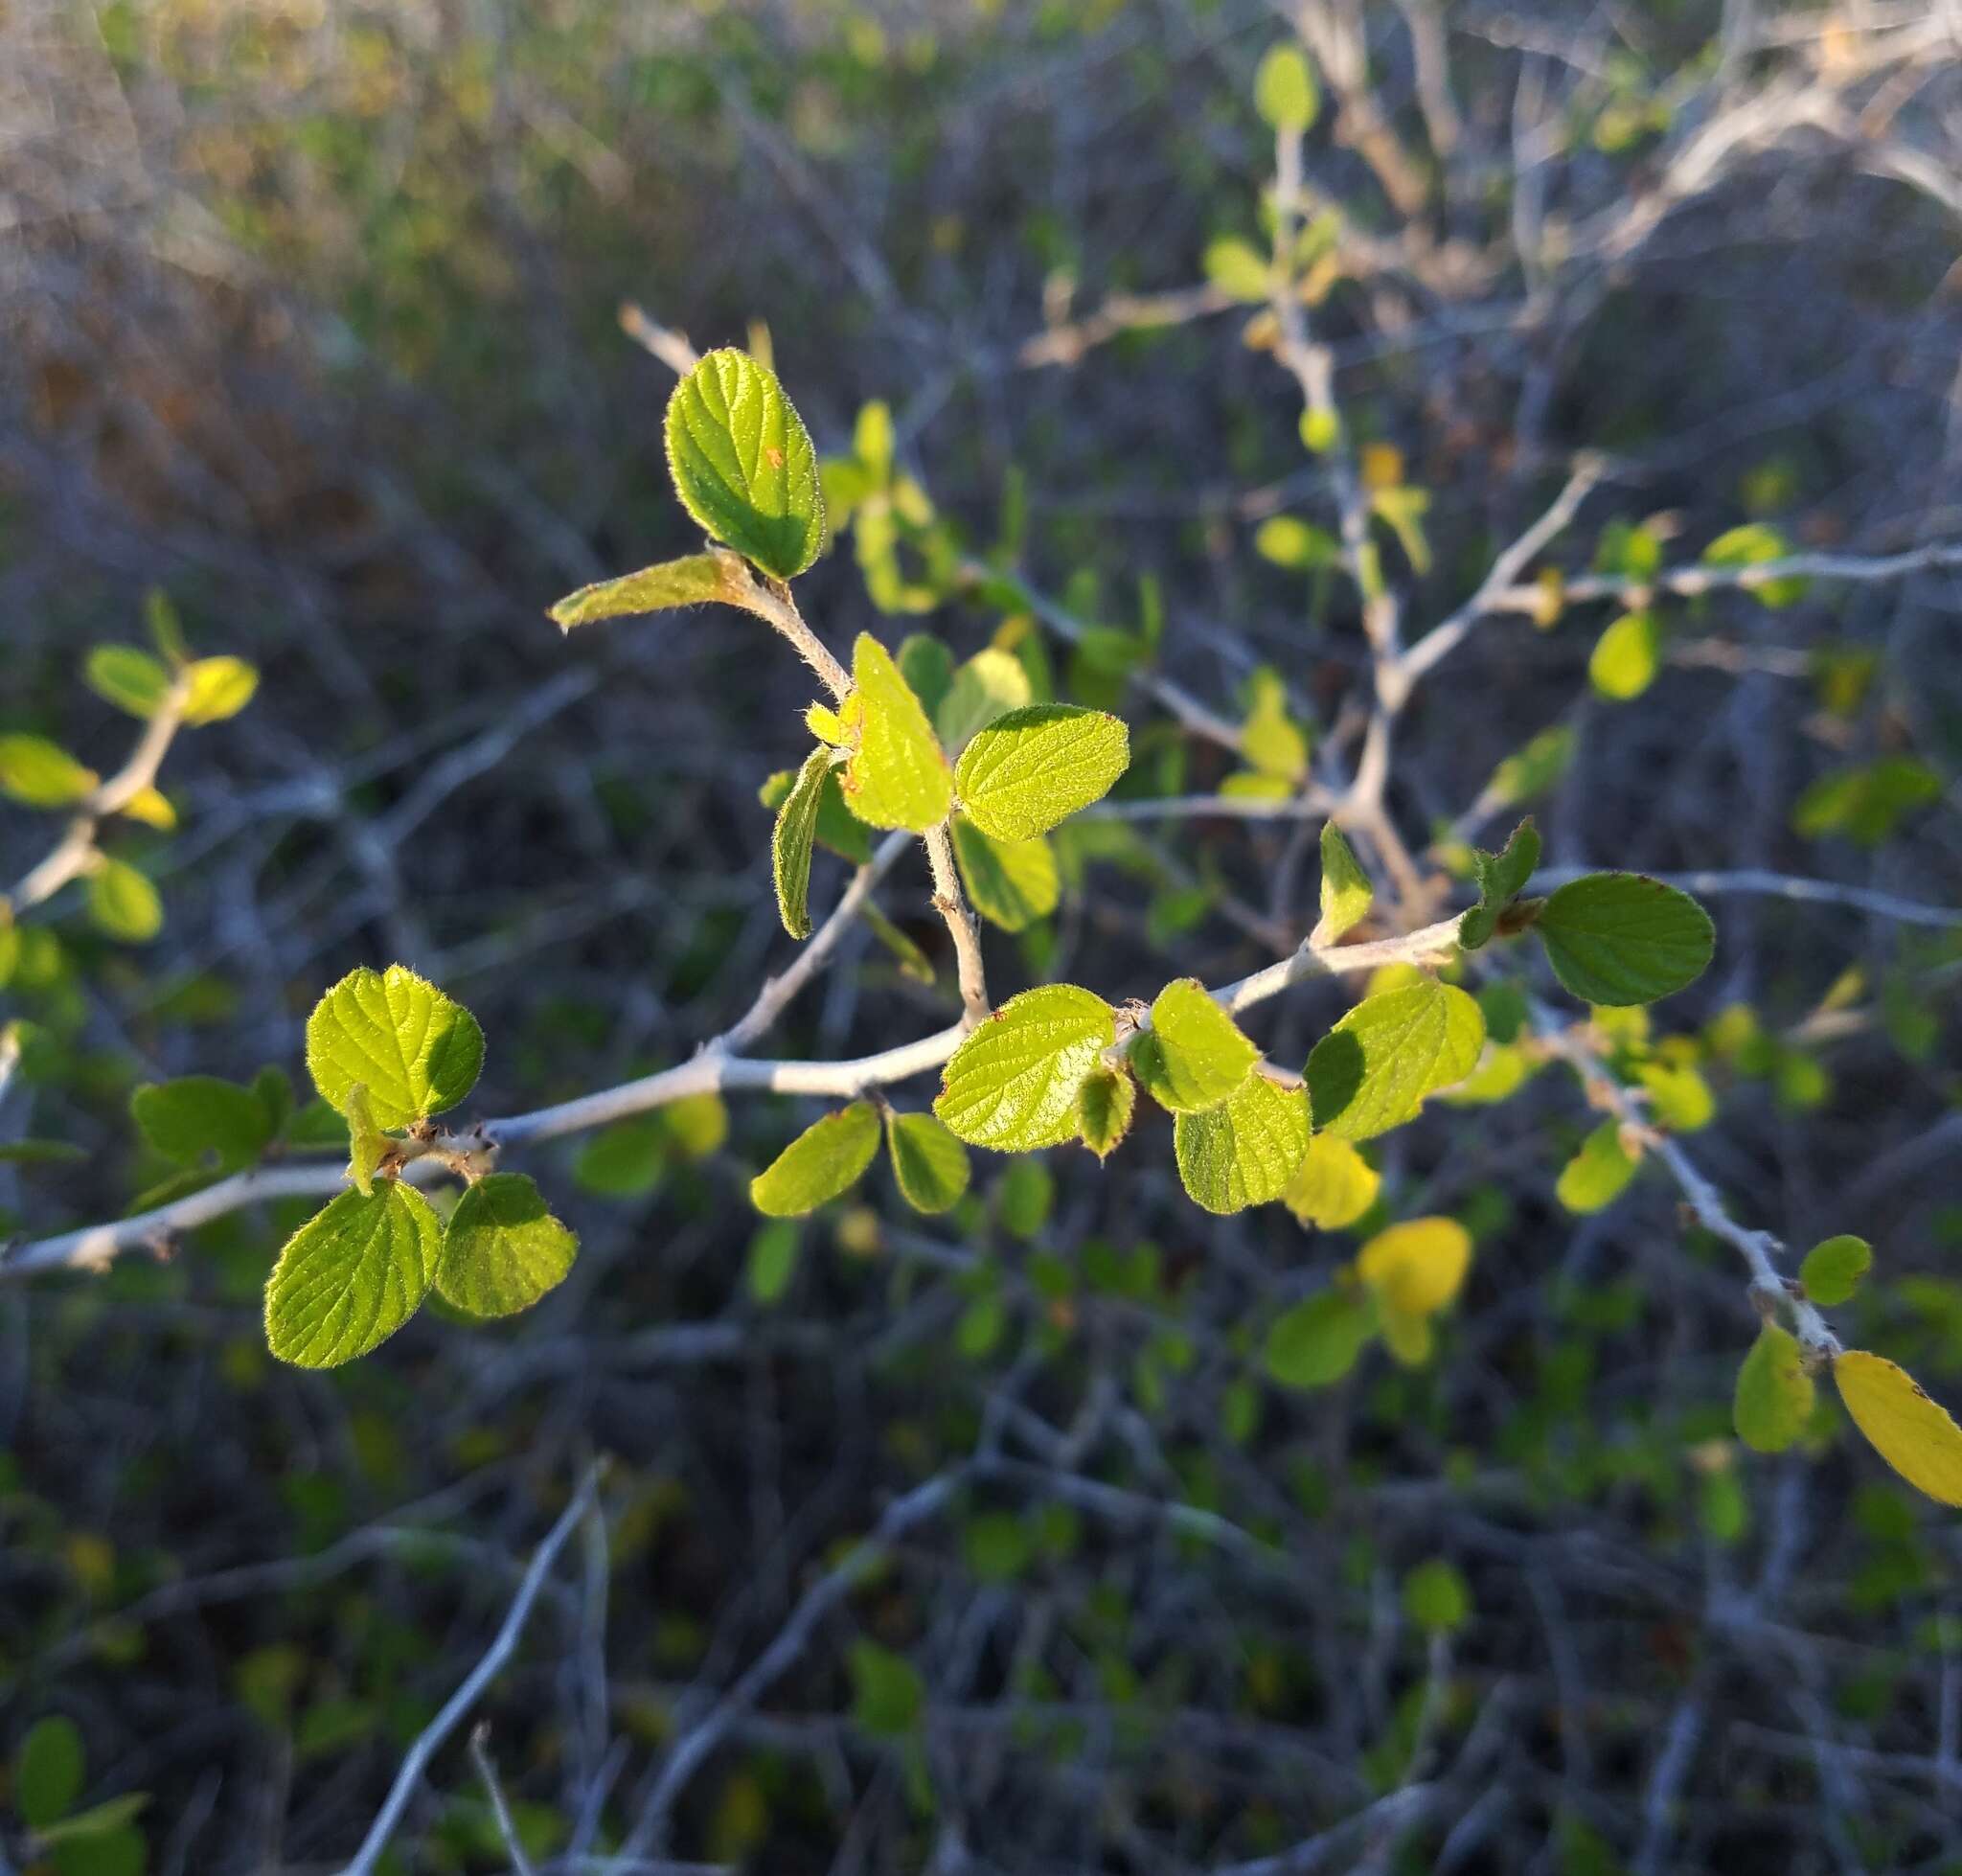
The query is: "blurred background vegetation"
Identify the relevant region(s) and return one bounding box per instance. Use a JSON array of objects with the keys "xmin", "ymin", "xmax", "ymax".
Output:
[{"xmin": 3, "ymin": 0, "xmax": 1961, "ymax": 1870}]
